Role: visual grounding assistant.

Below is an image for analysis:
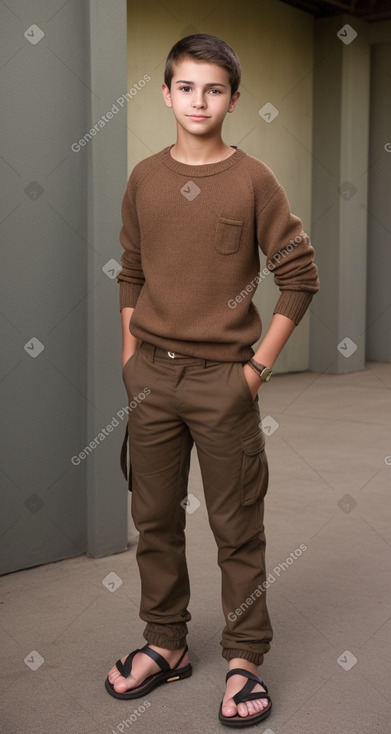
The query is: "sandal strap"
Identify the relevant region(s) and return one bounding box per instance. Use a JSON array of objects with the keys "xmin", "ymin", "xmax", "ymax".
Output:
[
  {"xmin": 140, "ymin": 644, "xmax": 170, "ymax": 672},
  {"xmin": 116, "ymin": 643, "xmax": 189, "ymax": 680},
  {"xmin": 225, "ymin": 667, "xmax": 268, "ymax": 691},
  {"xmin": 173, "ymin": 644, "xmax": 189, "ymax": 669},
  {"xmin": 233, "ymin": 680, "xmax": 271, "ymax": 706},
  {"xmin": 225, "ymin": 667, "xmax": 269, "ymax": 706},
  {"xmin": 141, "ymin": 643, "xmax": 189, "ymax": 672},
  {"xmin": 116, "ymin": 648, "xmax": 139, "ymax": 678}
]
